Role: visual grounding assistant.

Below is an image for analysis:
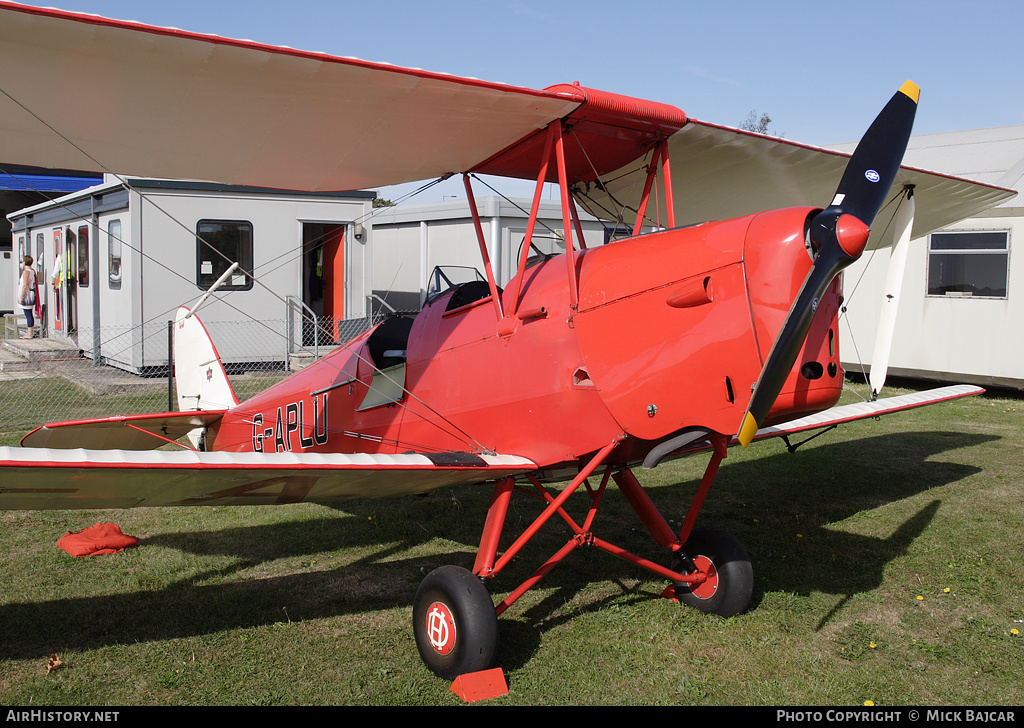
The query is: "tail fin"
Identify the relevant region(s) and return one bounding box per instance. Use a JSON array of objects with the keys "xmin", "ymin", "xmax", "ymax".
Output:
[{"xmin": 174, "ymin": 306, "xmax": 239, "ymax": 414}]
